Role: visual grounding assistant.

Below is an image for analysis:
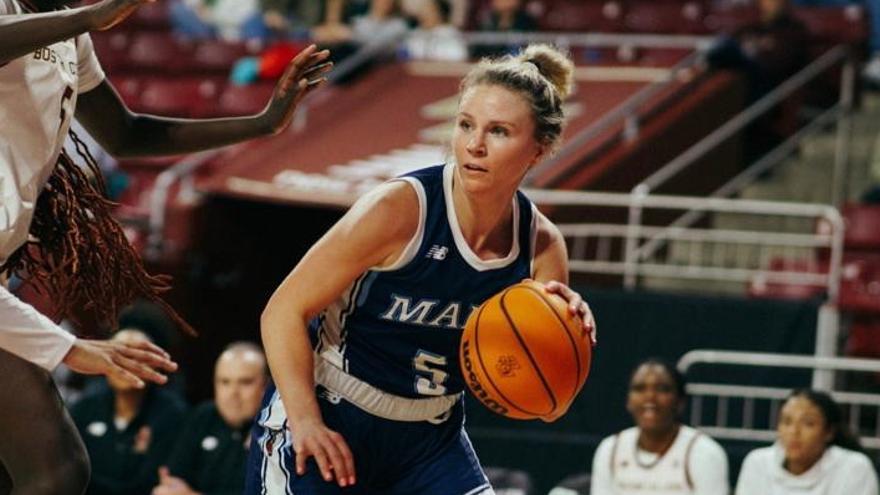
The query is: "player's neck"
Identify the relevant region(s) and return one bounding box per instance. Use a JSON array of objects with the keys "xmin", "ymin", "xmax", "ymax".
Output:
[
  {"xmin": 451, "ymin": 180, "xmax": 514, "ymax": 256},
  {"xmin": 638, "ymin": 423, "xmax": 680, "ymax": 454},
  {"xmin": 114, "ymin": 390, "xmax": 145, "ymax": 422}
]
